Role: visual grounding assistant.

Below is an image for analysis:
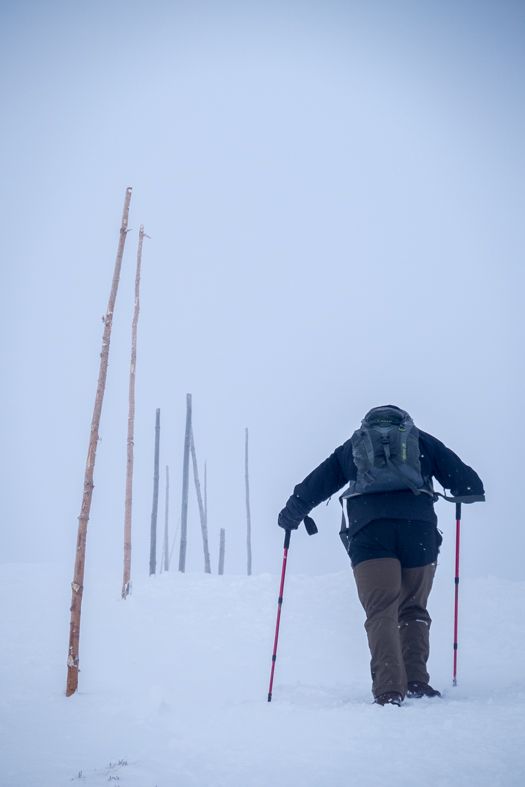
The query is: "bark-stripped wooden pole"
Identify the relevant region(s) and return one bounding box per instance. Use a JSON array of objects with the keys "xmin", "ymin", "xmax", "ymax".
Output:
[
  {"xmin": 245, "ymin": 427, "xmax": 252, "ymax": 576},
  {"xmin": 218, "ymin": 528, "xmax": 225, "ymax": 575},
  {"xmin": 122, "ymin": 224, "xmax": 148, "ymax": 599},
  {"xmin": 149, "ymin": 408, "xmax": 161, "ymax": 576},
  {"xmin": 190, "ymin": 427, "xmax": 211, "ymax": 573},
  {"xmin": 66, "ymin": 187, "xmax": 132, "ymax": 697},
  {"xmin": 178, "ymin": 394, "xmax": 192, "ymax": 572},
  {"xmin": 163, "ymin": 465, "xmax": 170, "ymax": 571}
]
